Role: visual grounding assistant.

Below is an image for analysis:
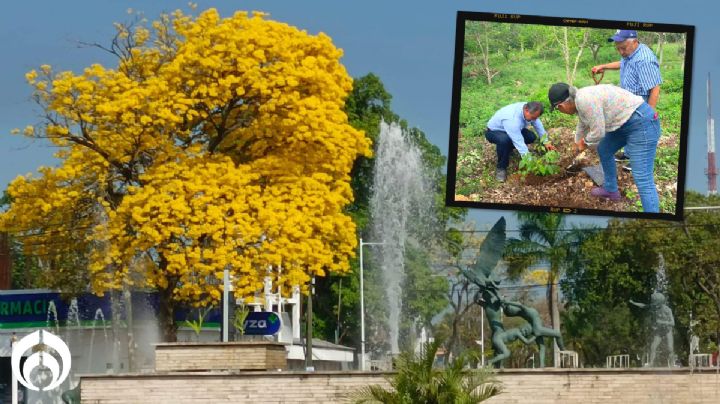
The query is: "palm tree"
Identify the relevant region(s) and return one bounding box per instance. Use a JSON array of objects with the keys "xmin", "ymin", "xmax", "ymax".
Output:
[
  {"xmin": 351, "ymin": 339, "xmax": 502, "ymax": 404},
  {"xmin": 503, "ymin": 212, "xmax": 596, "ymax": 365}
]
